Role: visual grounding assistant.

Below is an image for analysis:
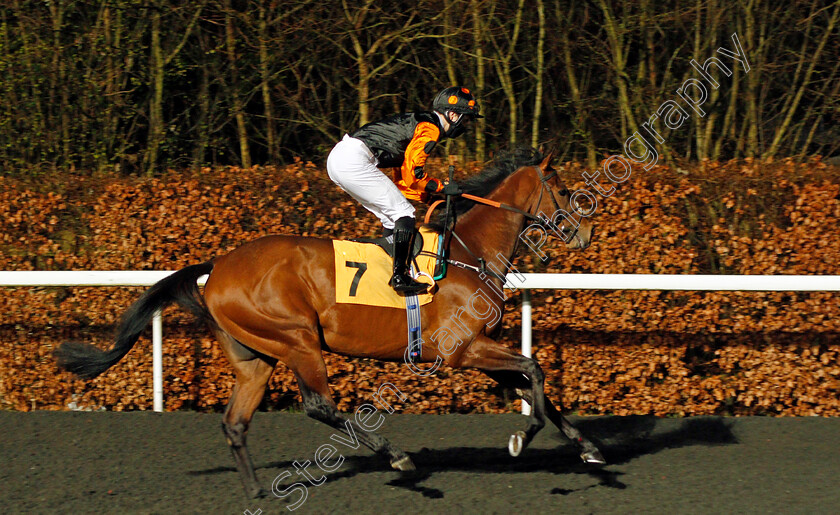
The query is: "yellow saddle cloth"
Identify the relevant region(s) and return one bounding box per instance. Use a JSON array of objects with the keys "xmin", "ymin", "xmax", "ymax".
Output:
[{"xmin": 333, "ymin": 227, "xmax": 439, "ymax": 309}]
